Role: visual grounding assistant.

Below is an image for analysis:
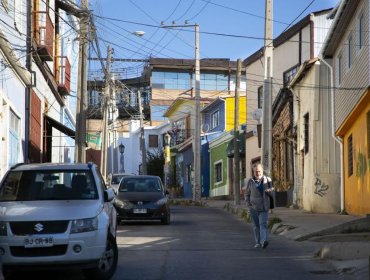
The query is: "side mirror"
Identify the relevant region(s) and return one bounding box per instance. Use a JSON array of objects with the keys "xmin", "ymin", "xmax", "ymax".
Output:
[{"xmin": 105, "ymin": 188, "xmax": 116, "ymax": 201}]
